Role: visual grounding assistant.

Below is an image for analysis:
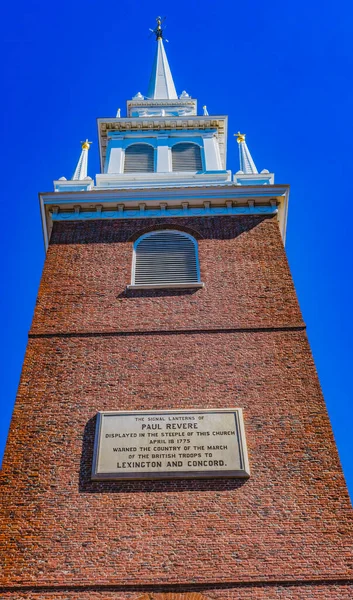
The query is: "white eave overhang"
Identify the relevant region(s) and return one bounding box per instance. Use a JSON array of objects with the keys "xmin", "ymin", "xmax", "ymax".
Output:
[{"xmin": 39, "ymin": 183, "xmax": 290, "ymax": 252}]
